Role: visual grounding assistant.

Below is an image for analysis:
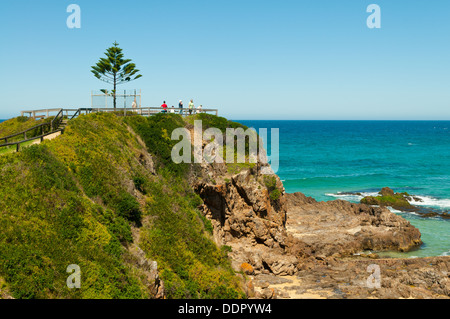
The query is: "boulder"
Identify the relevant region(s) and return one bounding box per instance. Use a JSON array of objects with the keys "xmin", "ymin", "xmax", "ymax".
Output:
[{"xmin": 360, "ymin": 187, "xmax": 413, "ymax": 210}]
